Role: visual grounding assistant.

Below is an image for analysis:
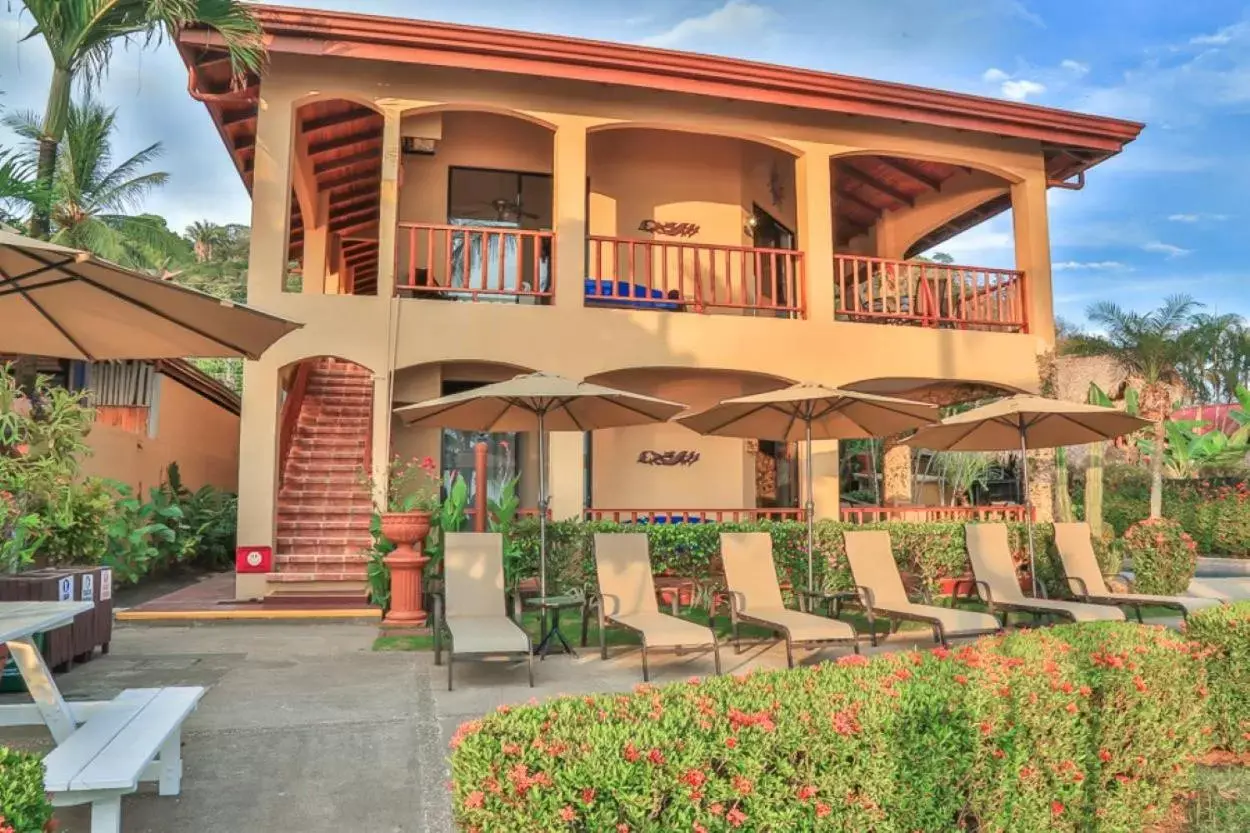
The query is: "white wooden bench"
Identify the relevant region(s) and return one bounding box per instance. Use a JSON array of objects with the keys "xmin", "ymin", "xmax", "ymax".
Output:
[
  {"xmin": 42, "ymin": 687, "xmax": 205, "ymax": 833},
  {"xmin": 1, "ymin": 603, "xmax": 205, "ymax": 833}
]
